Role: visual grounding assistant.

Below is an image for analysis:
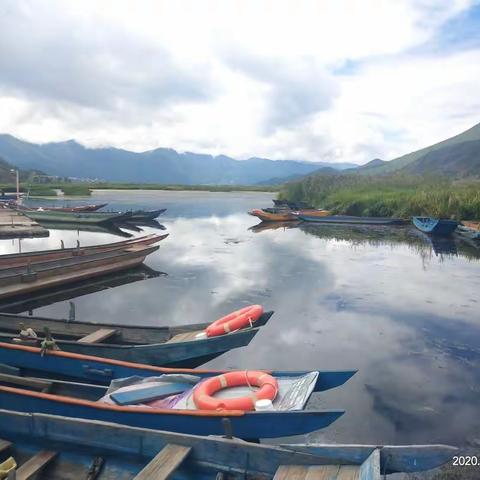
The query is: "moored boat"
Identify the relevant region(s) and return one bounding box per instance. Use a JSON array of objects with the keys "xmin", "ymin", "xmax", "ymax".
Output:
[
  {"xmin": 0, "ymin": 357, "xmax": 353, "ymax": 438},
  {"xmin": 249, "ymin": 208, "xmax": 331, "ymax": 222},
  {"xmin": 249, "ymin": 209, "xmax": 297, "ymax": 222},
  {"xmin": 298, "ymin": 214, "xmax": 406, "ymax": 225},
  {"xmin": 412, "ymin": 217, "xmax": 459, "ymax": 235},
  {"xmin": 0, "ymin": 306, "xmax": 273, "ymax": 368},
  {"xmin": 0, "ymin": 244, "xmax": 159, "ymax": 300},
  {"xmin": 0, "ymin": 409, "xmax": 455, "ymax": 479},
  {"xmin": 19, "ymin": 209, "xmax": 130, "ymax": 225},
  {"xmin": 21, "ymin": 203, "xmax": 108, "ymax": 213},
  {"xmin": 0, "ymin": 233, "xmax": 167, "ymax": 268}
]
